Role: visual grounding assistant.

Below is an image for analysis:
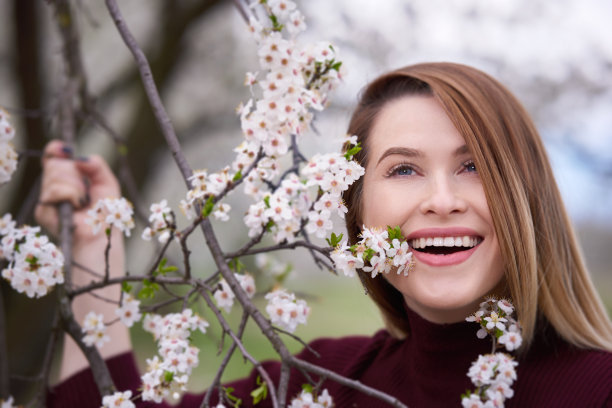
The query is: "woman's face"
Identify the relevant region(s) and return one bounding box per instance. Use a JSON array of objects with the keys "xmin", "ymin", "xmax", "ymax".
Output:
[{"xmin": 361, "ymin": 95, "xmax": 504, "ymax": 323}]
